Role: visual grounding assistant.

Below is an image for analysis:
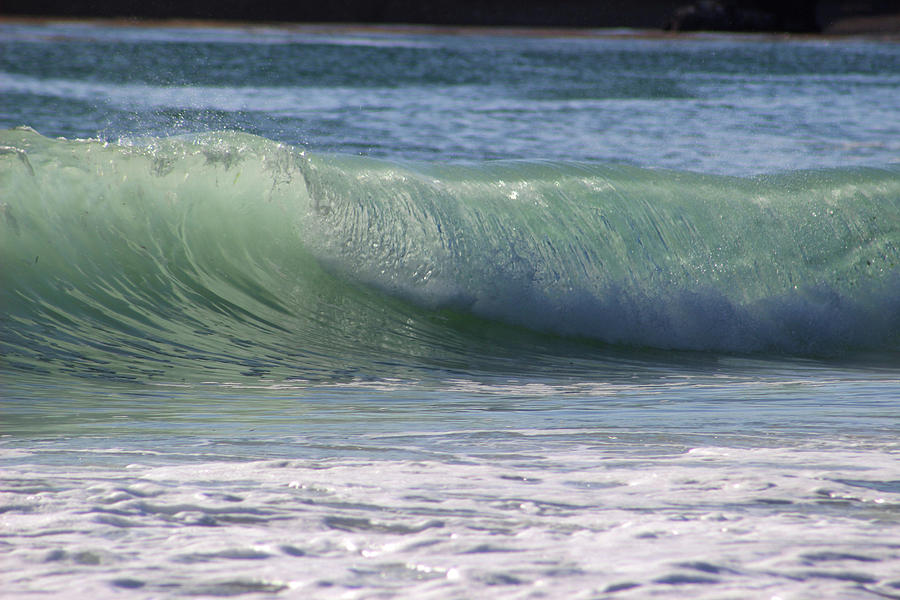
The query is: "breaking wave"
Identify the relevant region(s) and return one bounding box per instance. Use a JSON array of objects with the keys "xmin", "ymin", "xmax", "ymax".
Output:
[{"xmin": 2, "ymin": 127, "xmax": 899, "ymax": 381}]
